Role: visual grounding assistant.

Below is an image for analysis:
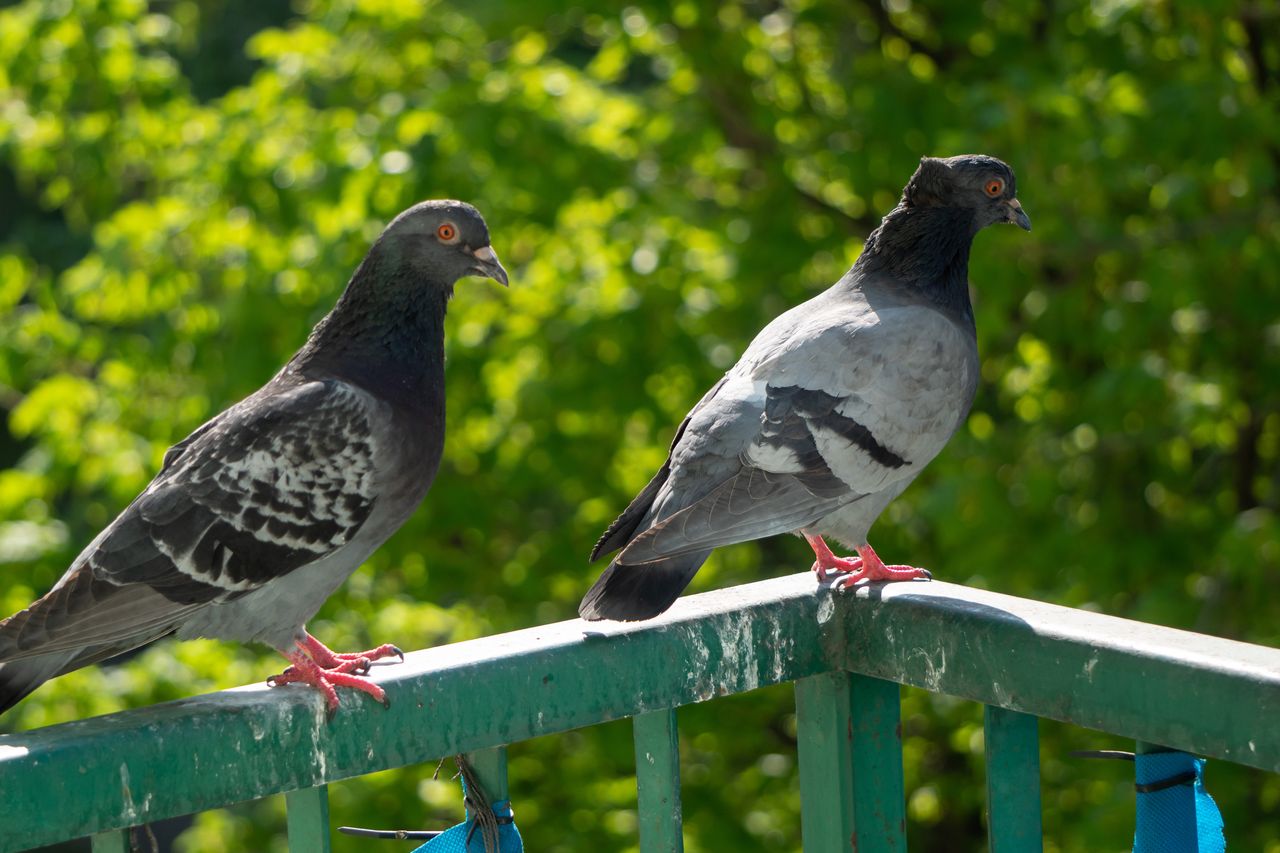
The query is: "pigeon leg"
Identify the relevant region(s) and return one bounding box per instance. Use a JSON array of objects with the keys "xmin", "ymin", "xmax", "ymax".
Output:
[
  {"xmin": 831, "ymin": 544, "xmax": 932, "ymax": 590},
  {"xmin": 299, "ymin": 632, "xmax": 404, "ymax": 668},
  {"xmin": 267, "ymin": 644, "xmax": 391, "ymax": 717},
  {"xmin": 804, "ymin": 533, "xmax": 863, "ymax": 583}
]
